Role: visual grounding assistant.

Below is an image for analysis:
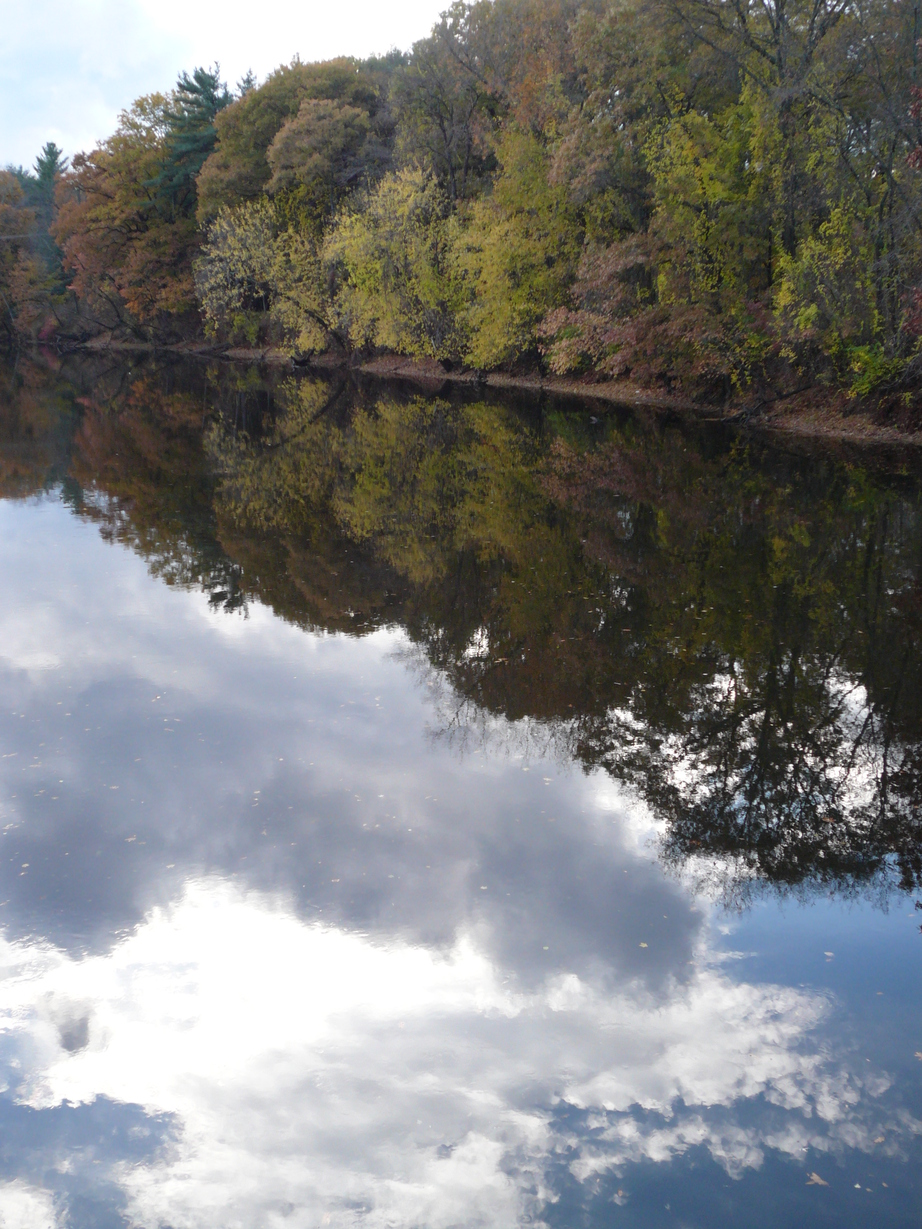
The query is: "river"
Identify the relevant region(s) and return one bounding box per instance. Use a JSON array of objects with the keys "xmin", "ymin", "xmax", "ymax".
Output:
[{"xmin": 0, "ymin": 352, "xmax": 920, "ymax": 1228}]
